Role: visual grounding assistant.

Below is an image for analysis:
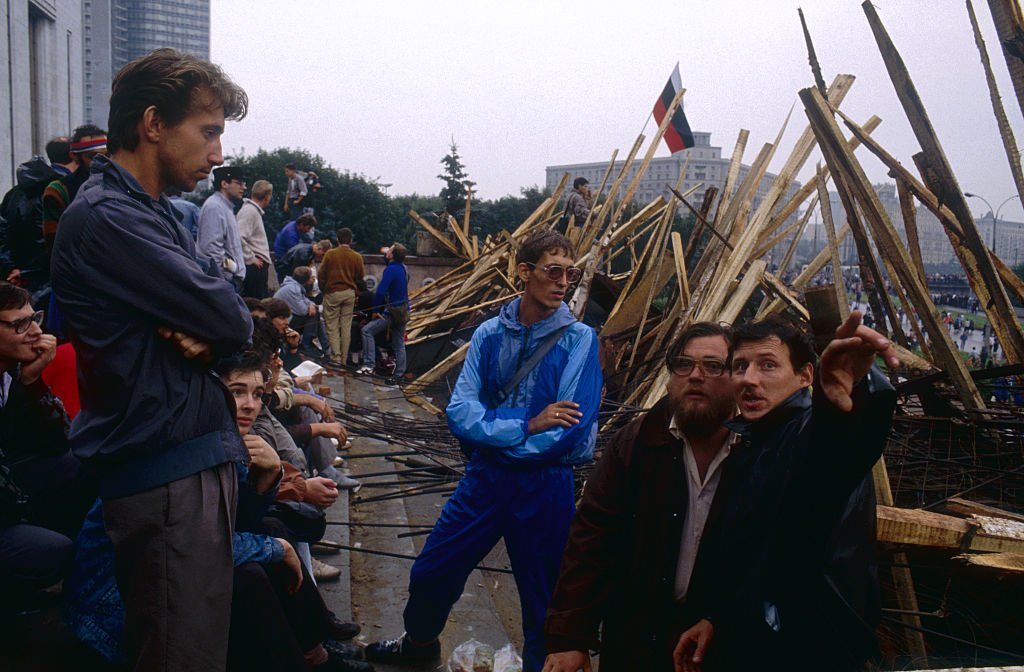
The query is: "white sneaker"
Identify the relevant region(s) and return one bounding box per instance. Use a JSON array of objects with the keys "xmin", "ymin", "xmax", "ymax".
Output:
[
  {"xmin": 312, "ymin": 557, "xmax": 341, "ymax": 582},
  {"xmin": 357, "ymin": 366, "xmax": 373, "ymax": 375}
]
